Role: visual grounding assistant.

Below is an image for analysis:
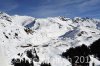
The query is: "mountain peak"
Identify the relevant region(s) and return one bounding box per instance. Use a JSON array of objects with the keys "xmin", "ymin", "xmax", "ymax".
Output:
[
  {"xmin": 0, "ymin": 12, "xmax": 100, "ymax": 66},
  {"xmin": 0, "ymin": 12, "xmax": 12, "ymax": 22}
]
